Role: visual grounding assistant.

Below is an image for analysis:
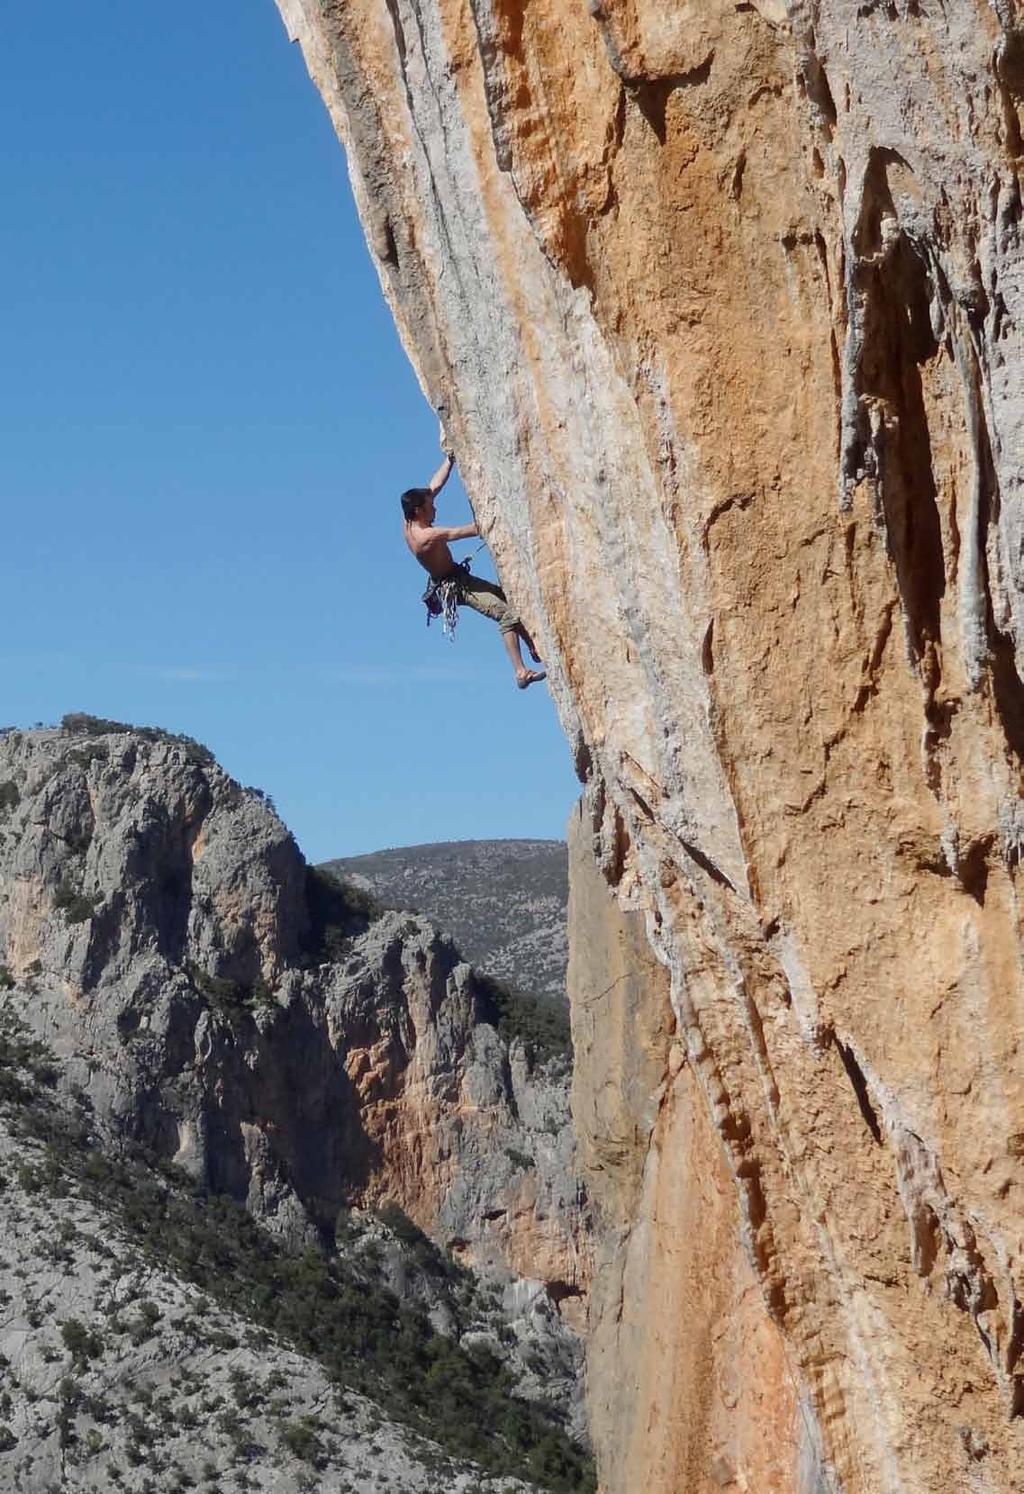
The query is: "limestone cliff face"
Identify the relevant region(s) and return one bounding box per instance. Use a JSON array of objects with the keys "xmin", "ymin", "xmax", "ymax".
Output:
[
  {"xmin": 569, "ymin": 800, "xmax": 819, "ymax": 1493},
  {"xmin": 278, "ymin": 2, "xmax": 1024, "ymax": 1488},
  {"xmin": 0, "ymin": 723, "xmax": 586, "ymax": 1417}
]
